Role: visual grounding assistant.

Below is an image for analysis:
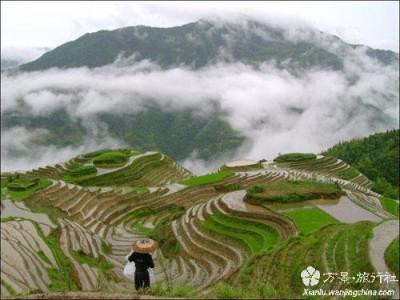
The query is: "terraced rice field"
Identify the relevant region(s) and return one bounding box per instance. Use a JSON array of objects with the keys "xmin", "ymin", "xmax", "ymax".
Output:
[{"xmin": 1, "ymin": 150, "xmax": 398, "ymax": 298}]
